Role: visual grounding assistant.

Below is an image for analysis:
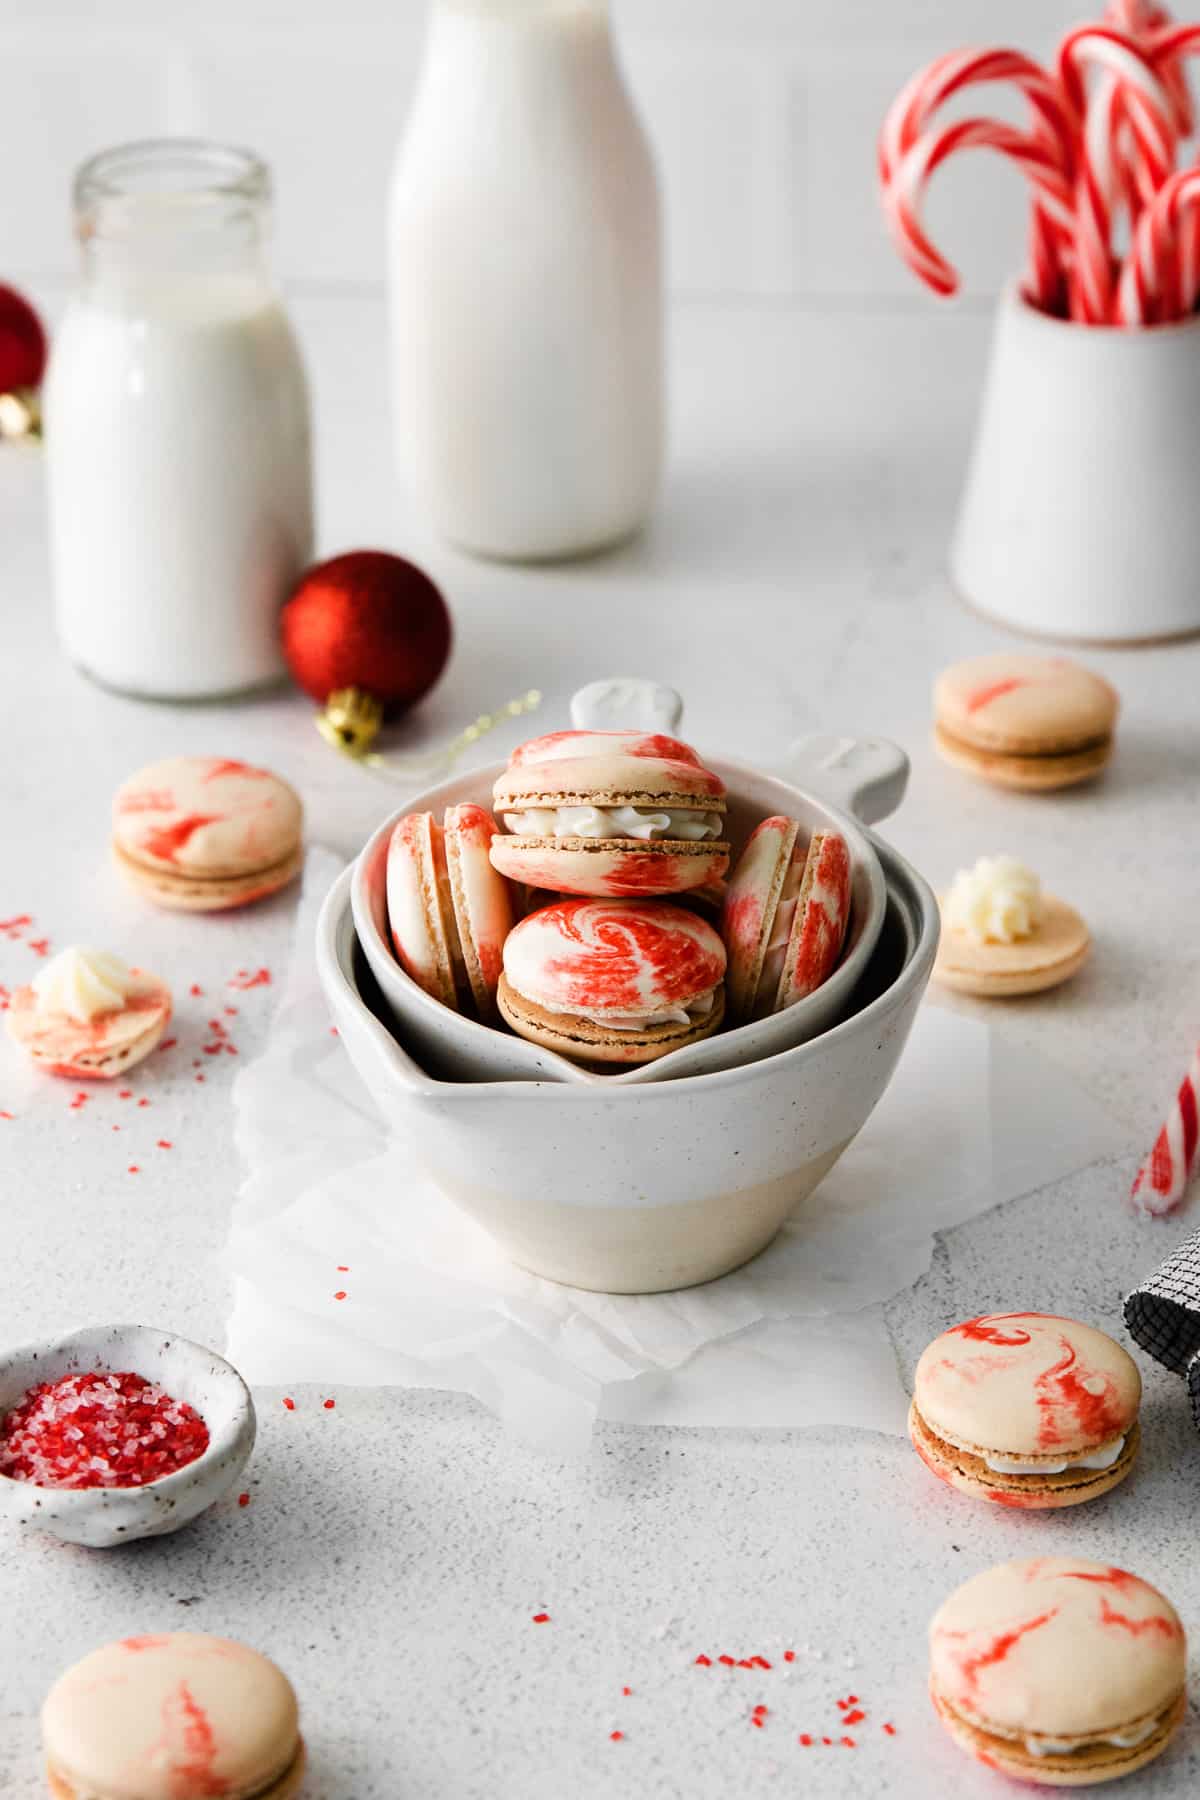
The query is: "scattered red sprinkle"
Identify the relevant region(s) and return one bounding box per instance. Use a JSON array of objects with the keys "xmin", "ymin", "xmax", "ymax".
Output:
[
  {"xmin": 842, "ymin": 1709, "xmax": 865, "ymax": 1726},
  {"xmin": 531, "ymin": 1613, "xmax": 550, "ymax": 1624},
  {"xmin": 238, "ymin": 1492, "xmax": 250, "ymax": 1507},
  {"xmin": 883, "ymin": 1723, "xmax": 897, "ymax": 1736},
  {"xmin": 751, "ymin": 1715, "xmax": 765, "ymax": 1729},
  {"xmin": 157, "ymin": 1140, "xmax": 173, "ymax": 1150},
  {"xmin": 0, "ymin": 915, "xmax": 32, "ymax": 932},
  {"xmin": 118, "ymin": 1090, "xmax": 132, "ymax": 1100},
  {"xmin": 336, "ymin": 1265, "xmax": 349, "ymax": 1272},
  {"xmin": 694, "ymin": 1655, "xmax": 712, "ymax": 1667},
  {"xmin": 111, "ymin": 1126, "xmax": 121, "ymax": 1133},
  {"xmin": 194, "ymin": 1075, "xmax": 205, "ymax": 1084},
  {"xmin": 736, "ymin": 1659, "xmax": 756, "ymax": 1669},
  {"xmin": 137, "ymin": 1097, "xmax": 150, "ymax": 1108},
  {"xmin": 799, "ymin": 1734, "xmax": 813, "ymax": 1747},
  {"xmin": 622, "ymin": 1687, "xmax": 632, "ymax": 1697},
  {"xmin": 0, "ymin": 986, "xmax": 10, "ymax": 1011},
  {"xmin": 750, "ymin": 1655, "xmax": 772, "ymax": 1670},
  {"xmin": 0, "ymin": 1370, "xmax": 209, "ymax": 1488},
  {"xmin": 224, "ymin": 1006, "xmax": 238, "ymax": 1017},
  {"xmin": 333, "ymin": 1290, "xmax": 347, "ymax": 1301},
  {"xmin": 323, "ymin": 1399, "xmax": 335, "ymax": 1411},
  {"xmin": 27, "ymin": 938, "xmax": 50, "ymax": 957},
  {"xmin": 841, "ymin": 1736, "xmax": 856, "ymax": 1749},
  {"xmin": 0, "ymin": 1111, "xmax": 13, "ymax": 1121},
  {"xmin": 609, "ymin": 1731, "xmax": 624, "ymax": 1743},
  {"xmin": 718, "ymin": 1656, "xmax": 735, "ymax": 1668},
  {"xmin": 752, "ymin": 1705, "xmax": 768, "ymax": 1715},
  {"xmin": 282, "ymin": 1397, "xmax": 295, "ymax": 1411},
  {"xmin": 229, "ymin": 967, "xmax": 271, "ymax": 990},
  {"xmin": 127, "ymin": 1165, "xmax": 140, "ymax": 1174},
  {"xmin": 158, "ymin": 1037, "xmax": 177, "ymax": 1052},
  {"xmin": 822, "ymin": 1737, "xmax": 833, "ymax": 1746},
  {"xmin": 189, "ymin": 984, "xmax": 203, "ymax": 997},
  {"xmin": 783, "ymin": 1651, "xmax": 796, "ymax": 1663},
  {"xmin": 329, "ymin": 1025, "xmax": 339, "ymax": 1036}
]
